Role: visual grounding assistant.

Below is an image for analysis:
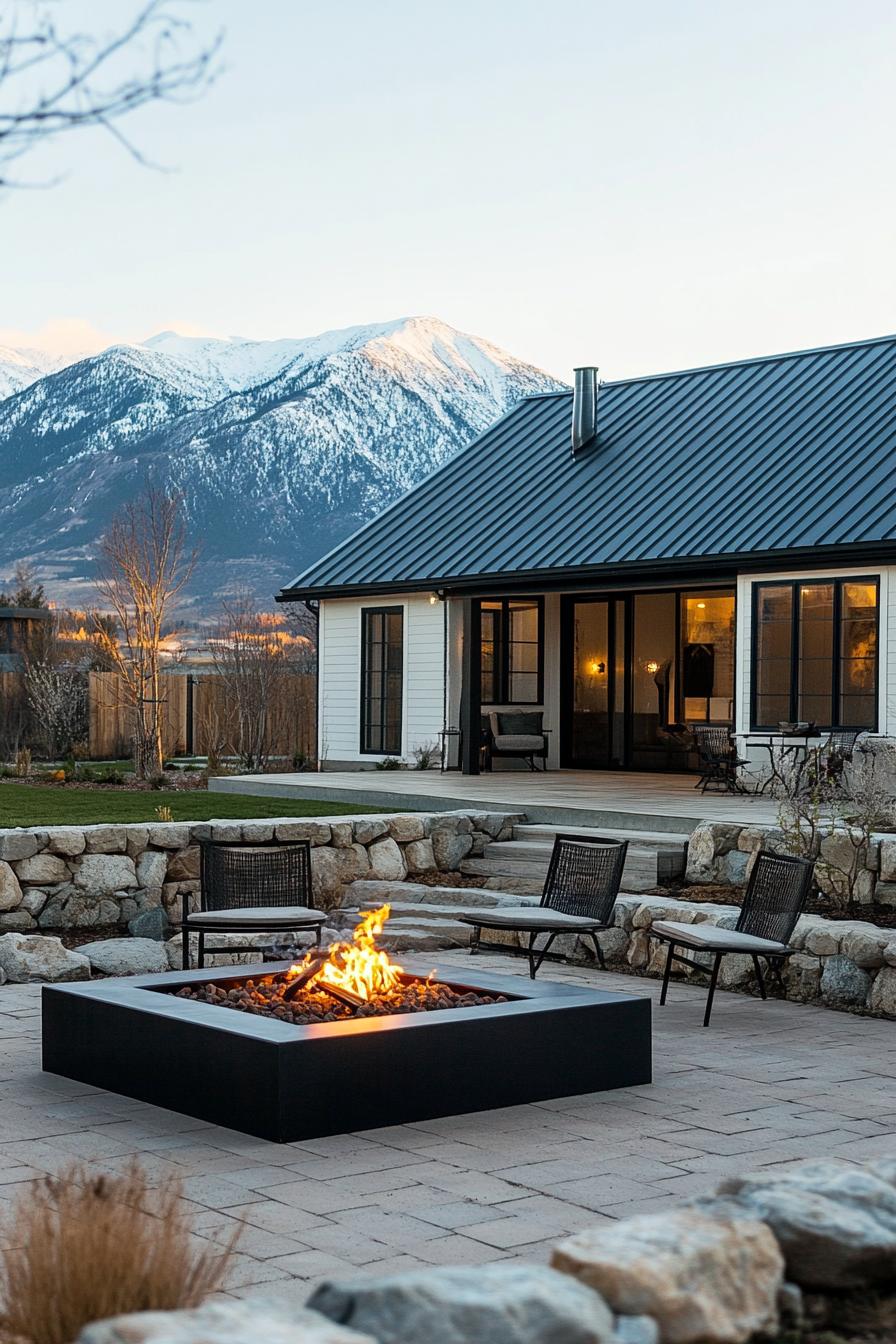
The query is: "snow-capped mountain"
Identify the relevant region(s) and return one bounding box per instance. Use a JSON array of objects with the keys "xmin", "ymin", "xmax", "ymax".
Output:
[
  {"xmin": 0, "ymin": 344, "xmax": 71, "ymax": 400},
  {"xmin": 0, "ymin": 317, "xmax": 565, "ymax": 609}
]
